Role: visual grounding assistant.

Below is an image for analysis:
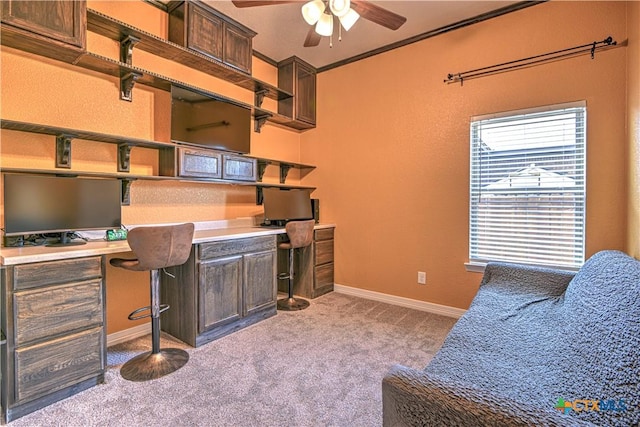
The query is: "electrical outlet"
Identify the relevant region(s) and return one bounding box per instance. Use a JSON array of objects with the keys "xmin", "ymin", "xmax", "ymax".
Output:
[{"xmin": 417, "ymin": 271, "xmax": 426, "ymax": 285}]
